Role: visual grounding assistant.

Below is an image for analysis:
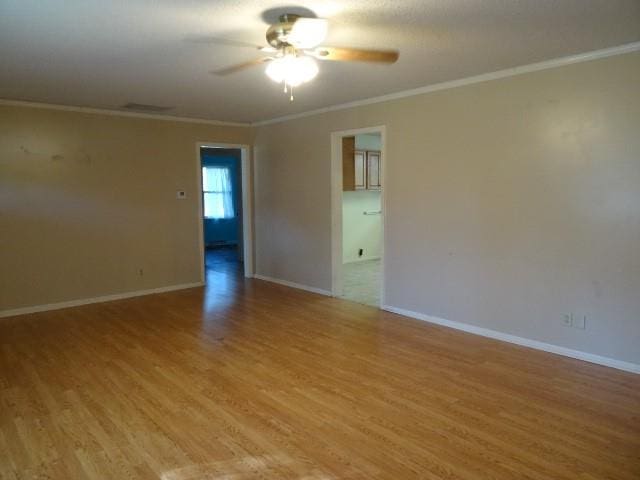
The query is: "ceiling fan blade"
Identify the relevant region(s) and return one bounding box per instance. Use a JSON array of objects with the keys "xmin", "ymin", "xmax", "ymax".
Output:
[
  {"xmin": 184, "ymin": 35, "xmax": 273, "ymax": 51},
  {"xmin": 310, "ymin": 47, "xmax": 399, "ymax": 63},
  {"xmin": 210, "ymin": 57, "xmax": 271, "ymax": 76},
  {"xmin": 288, "ymin": 17, "xmax": 328, "ymax": 49}
]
